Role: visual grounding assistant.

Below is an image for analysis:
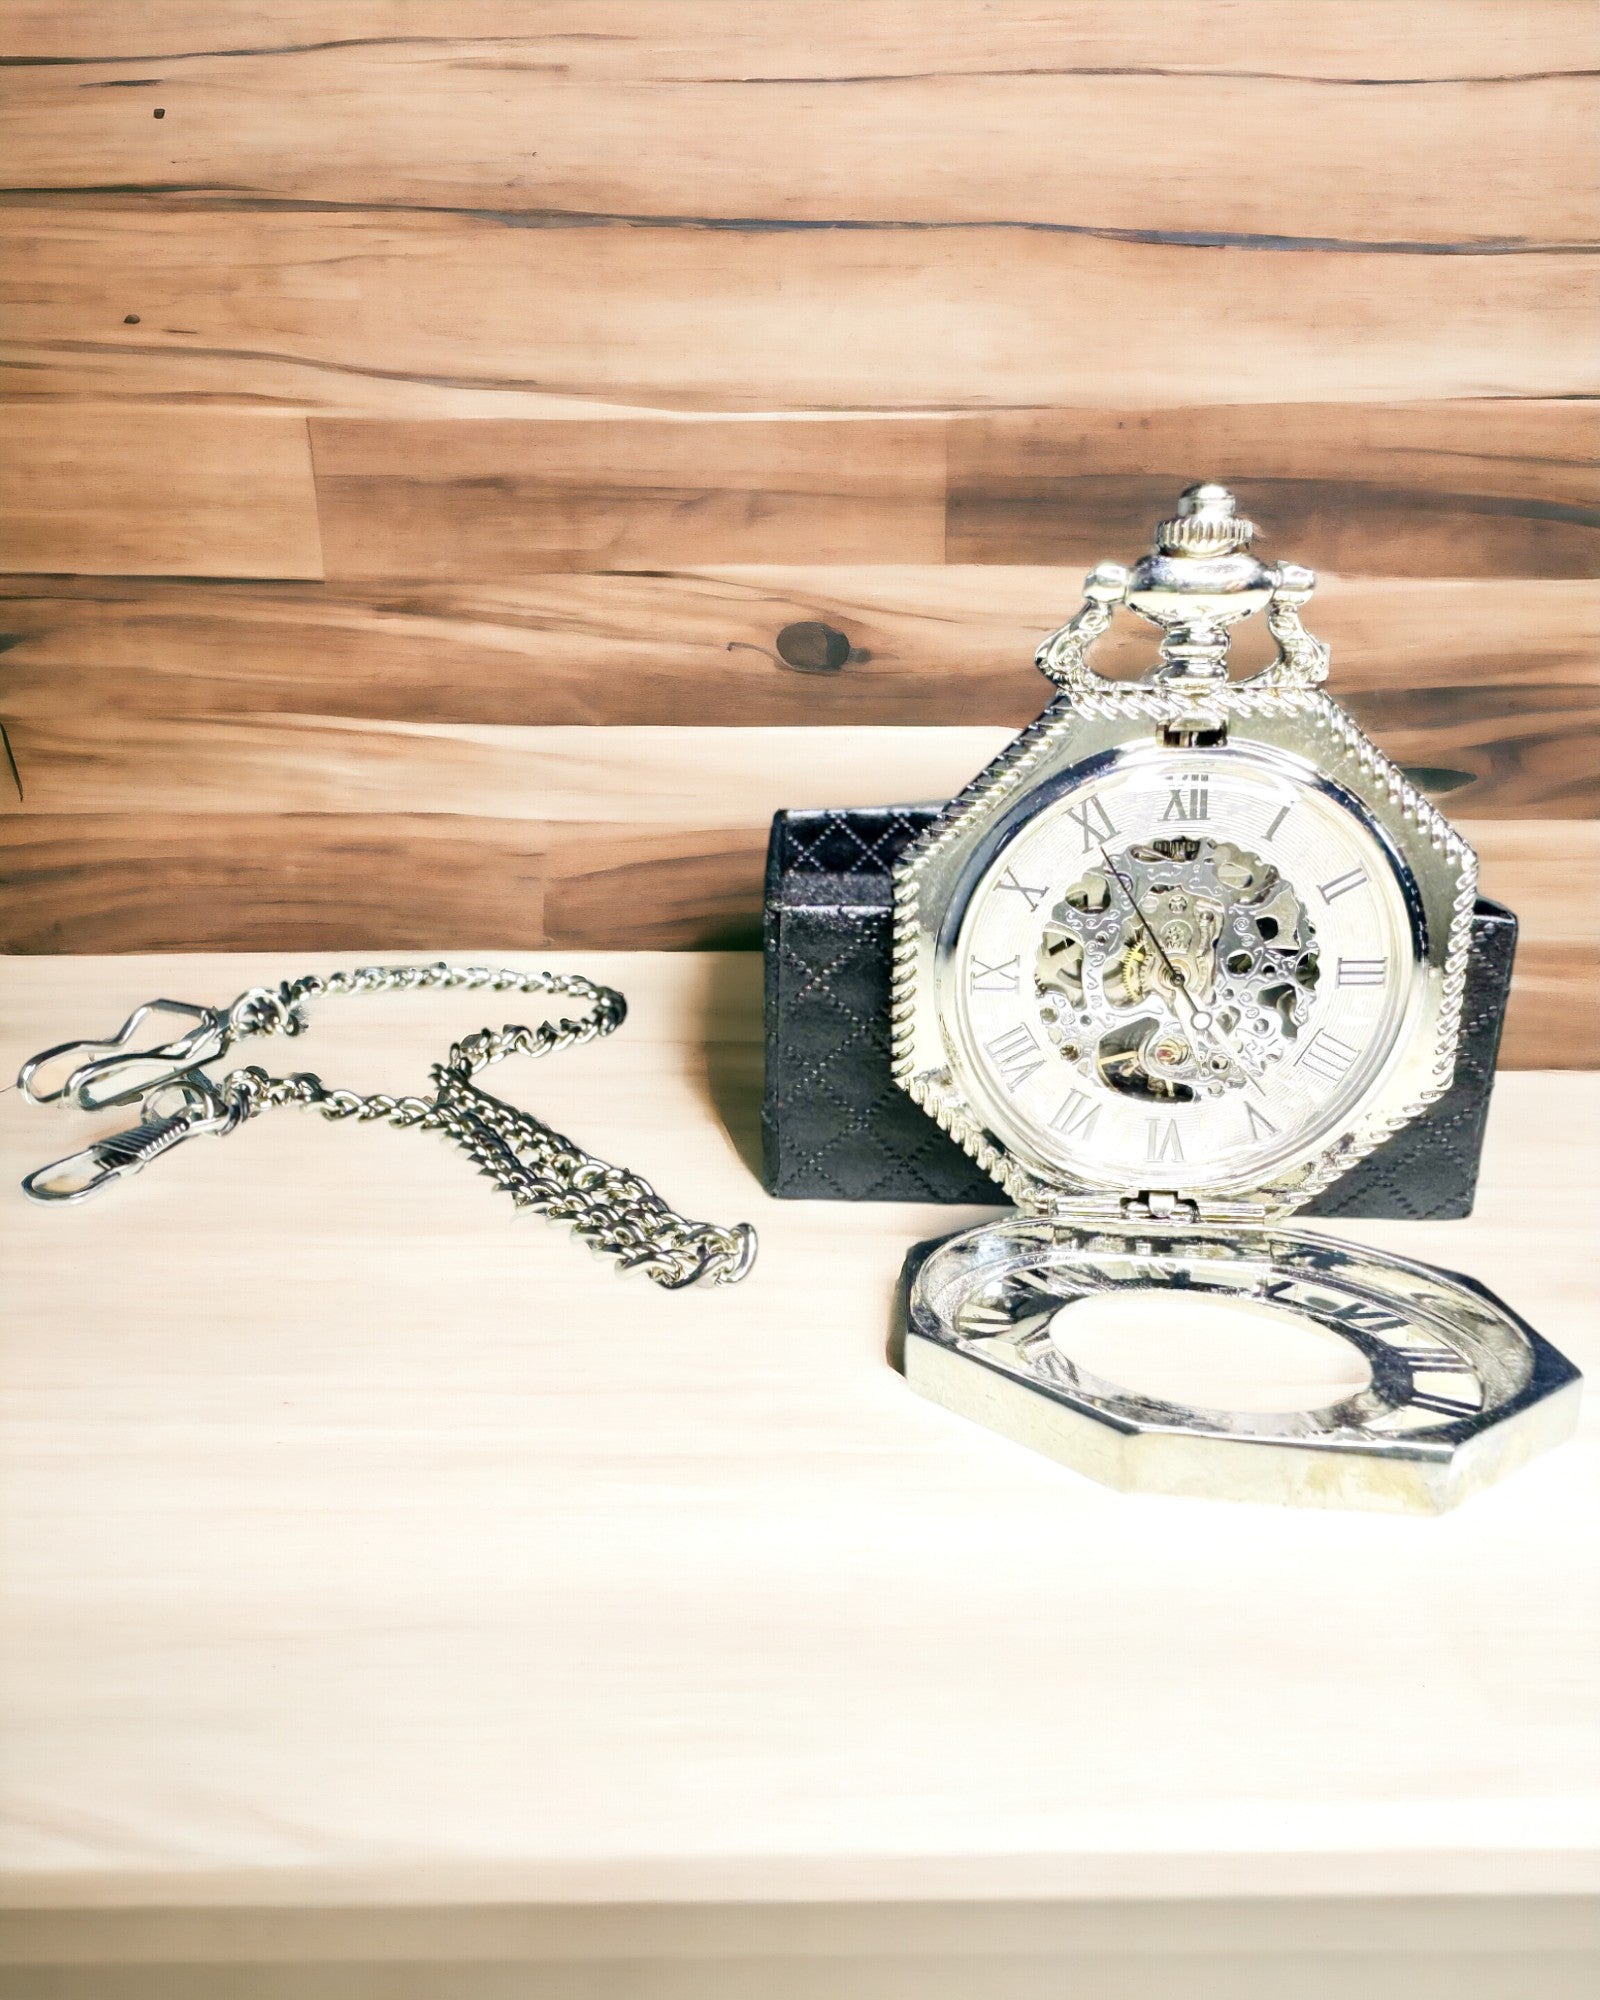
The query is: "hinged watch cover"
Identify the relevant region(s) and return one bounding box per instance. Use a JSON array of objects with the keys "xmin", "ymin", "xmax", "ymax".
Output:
[{"xmin": 776, "ymin": 486, "xmax": 1579, "ymax": 1511}]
